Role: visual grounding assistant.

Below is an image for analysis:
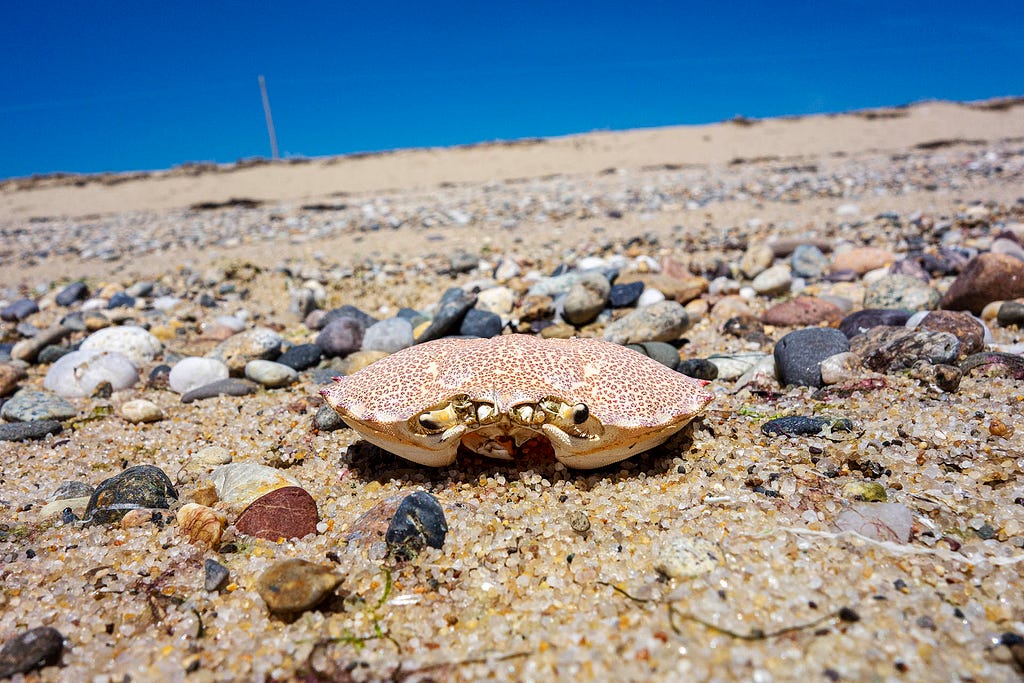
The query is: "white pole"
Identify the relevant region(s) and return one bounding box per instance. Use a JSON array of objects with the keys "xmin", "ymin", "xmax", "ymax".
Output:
[{"xmin": 258, "ymin": 75, "xmax": 279, "ymax": 160}]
